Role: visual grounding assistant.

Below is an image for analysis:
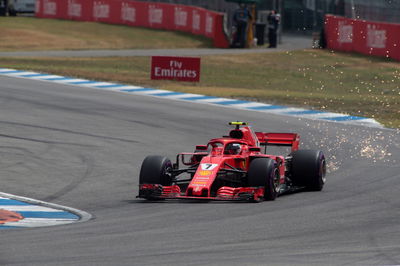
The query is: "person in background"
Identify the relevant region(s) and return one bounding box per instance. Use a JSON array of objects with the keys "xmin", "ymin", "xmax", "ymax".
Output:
[
  {"xmin": 0, "ymin": 0, "xmax": 8, "ymax": 16},
  {"xmin": 267, "ymin": 10, "xmax": 280, "ymax": 48},
  {"xmin": 233, "ymin": 3, "xmax": 252, "ymax": 48}
]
